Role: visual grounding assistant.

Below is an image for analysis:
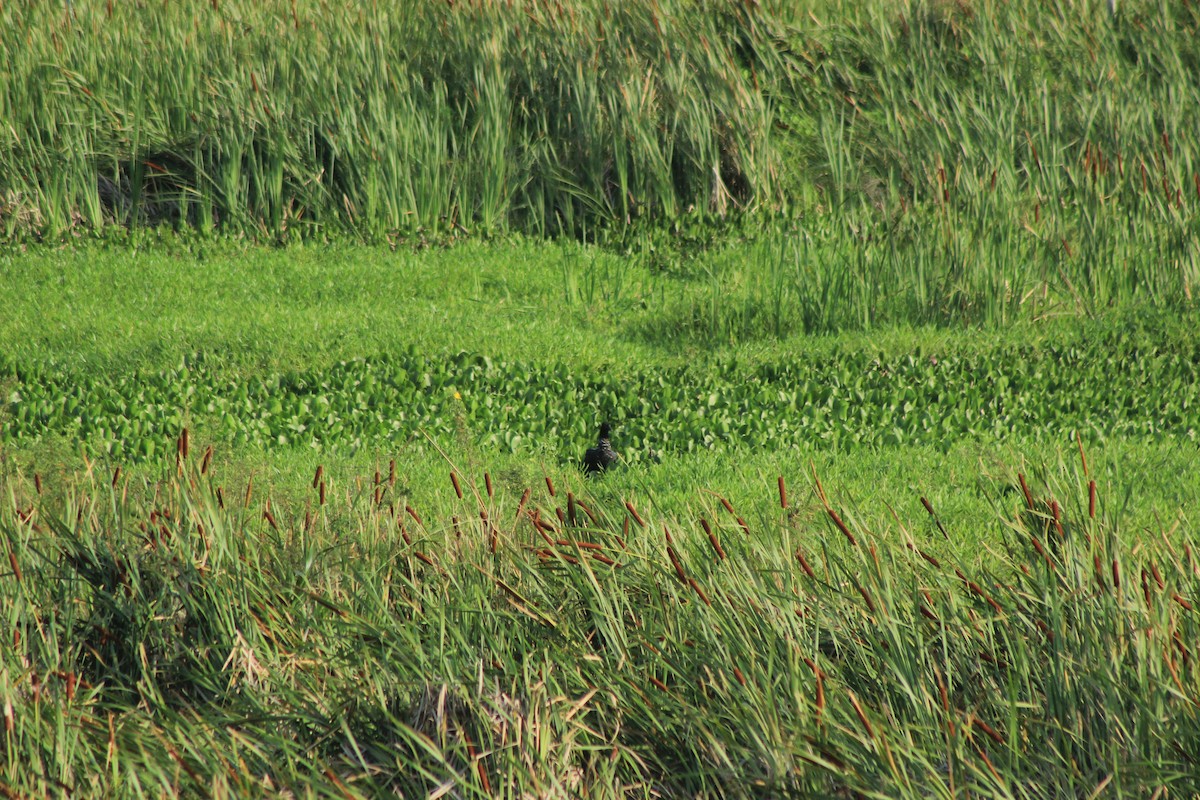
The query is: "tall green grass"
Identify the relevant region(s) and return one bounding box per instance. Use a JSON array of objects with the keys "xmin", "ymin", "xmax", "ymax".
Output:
[
  {"xmin": 0, "ymin": 0, "xmax": 778, "ymax": 239},
  {"xmin": 2, "ymin": 439, "xmax": 1196, "ymax": 796}
]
